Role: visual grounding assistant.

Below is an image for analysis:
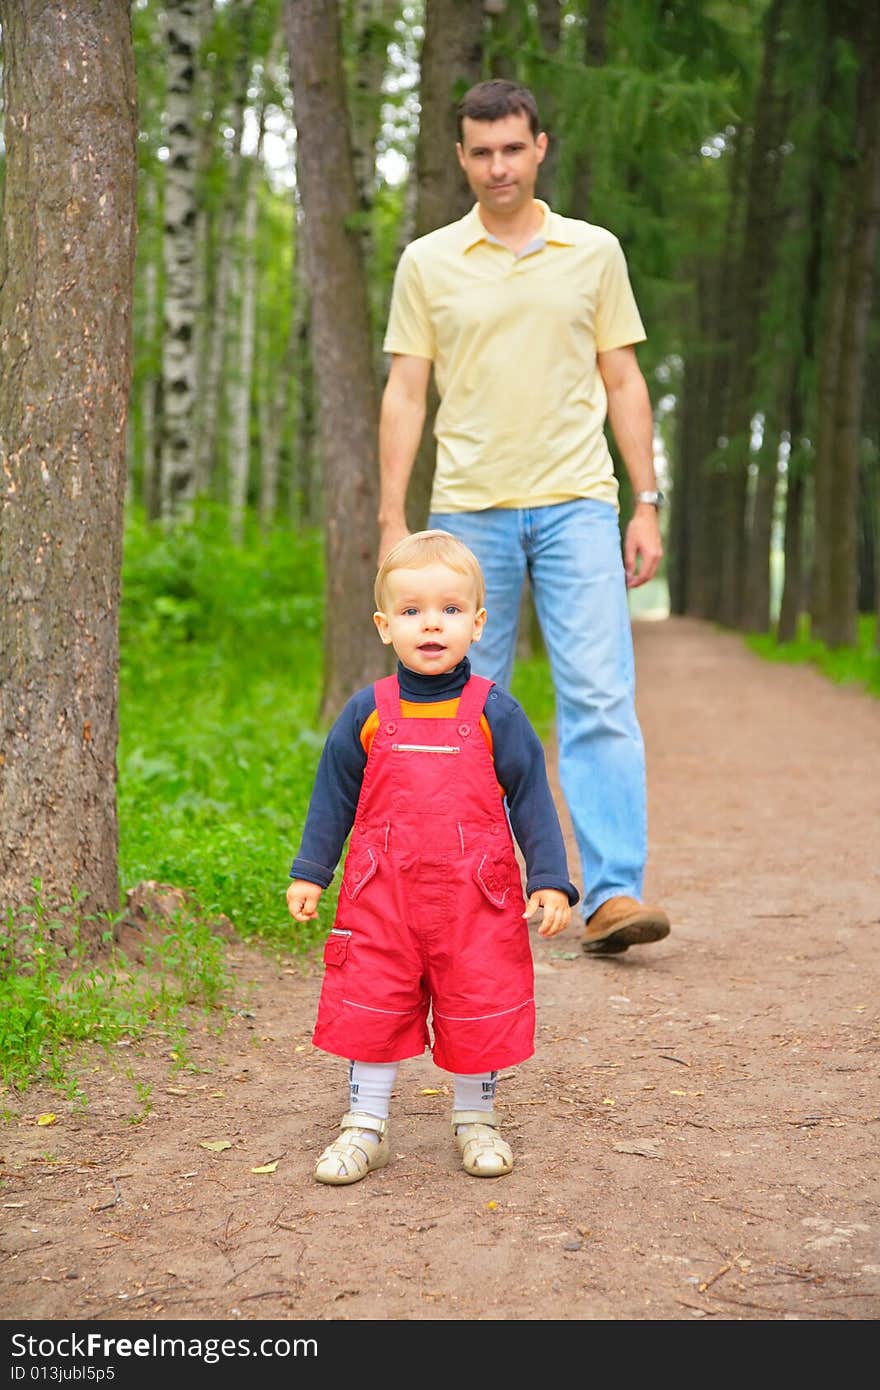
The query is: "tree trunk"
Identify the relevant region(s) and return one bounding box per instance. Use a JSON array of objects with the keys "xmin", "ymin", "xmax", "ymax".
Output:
[
  {"xmin": 348, "ymin": 0, "xmax": 399, "ymax": 230},
  {"xmin": 405, "ymin": 0, "xmax": 486, "ymax": 530},
  {"xmin": 776, "ymin": 365, "xmax": 809, "ymax": 644},
  {"xmin": 288, "ymin": 224, "xmax": 319, "ymax": 527},
  {"xmin": 141, "ymin": 174, "xmax": 161, "ymax": 519},
  {"xmin": 716, "ymin": 0, "xmax": 786, "ymax": 629},
  {"xmin": 195, "ymin": 3, "xmax": 253, "ymax": 497},
  {"xmin": 160, "ymin": 0, "xmax": 202, "ymax": 517},
  {"xmin": 229, "ymin": 50, "xmax": 270, "ymax": 546},
  {"xmin": 285, "ymin": 0, "xmax": 384, "ymax": 719},
  {"xmin": 0, "ymin": 0, "xmax": 138, "ymax": 924},
  {"xmin": 568, "ymin": 0, "xmax": 609, "ymax": 220},
  {"xmin": 534, "ymin": 0, "xmax": 563, "ymax": 206},
  {"xmin": 823, "ymin": 28, "xmax": 880, "ymax": 648}
]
